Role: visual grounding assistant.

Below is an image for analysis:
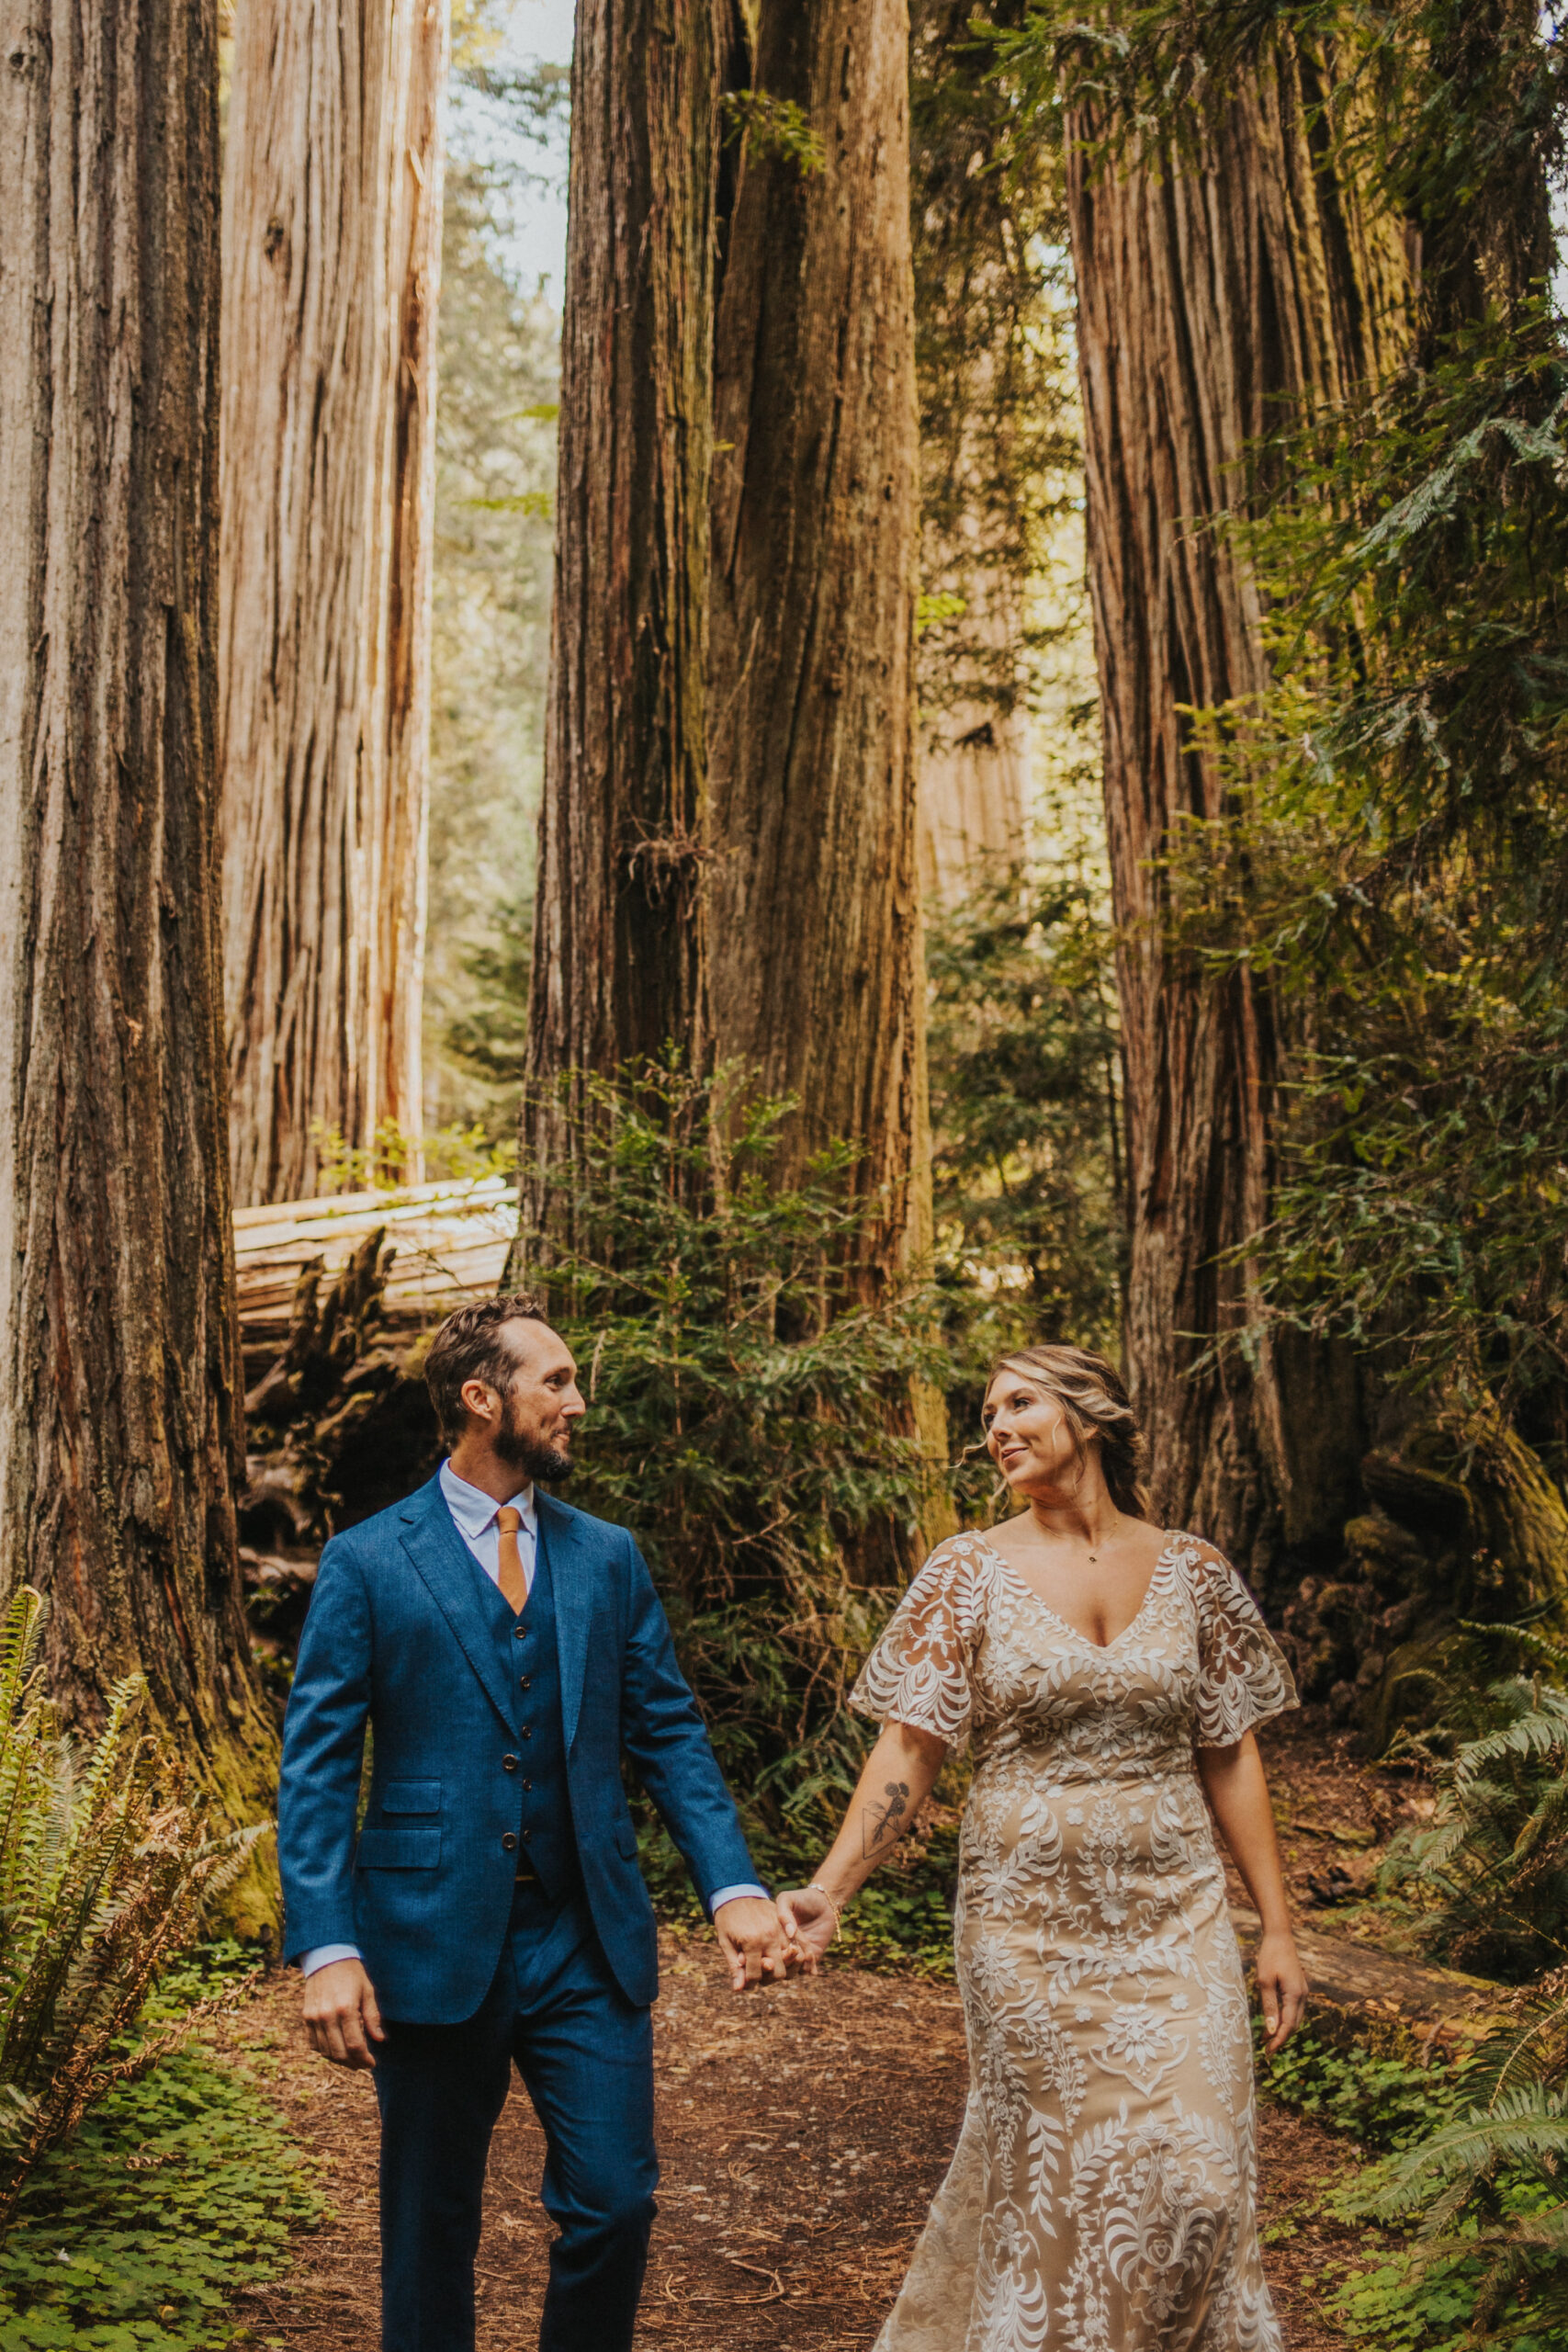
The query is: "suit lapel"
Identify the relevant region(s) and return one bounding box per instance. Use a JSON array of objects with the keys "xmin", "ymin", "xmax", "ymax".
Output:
[
  {"xmin": 398, "ymin": 1479, "xmax": 521, "ymax": 1735},
  {"xmin": 536, "ymin": 1492, "xmax": 592, "ymax": 1755}
]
